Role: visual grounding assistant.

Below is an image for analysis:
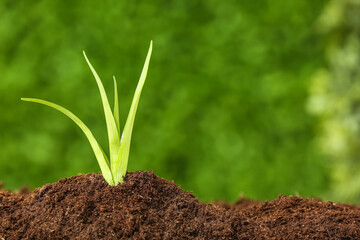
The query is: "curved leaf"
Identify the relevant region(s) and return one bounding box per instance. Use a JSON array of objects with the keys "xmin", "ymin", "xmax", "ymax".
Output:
[
  {"xmin": 21, "ymin": 98, "xmax": 115, "ymax": 185},
  {"xmin": 83, "ymin": 52, "xmax": 120, "ymax": 169}
]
